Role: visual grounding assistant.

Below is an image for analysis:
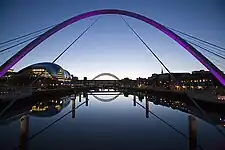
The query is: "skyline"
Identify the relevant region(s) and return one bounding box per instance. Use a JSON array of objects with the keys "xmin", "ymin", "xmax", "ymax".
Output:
[{"xmin": 1, "ymin": 0, "xmax": 225, "ymax": 79}]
